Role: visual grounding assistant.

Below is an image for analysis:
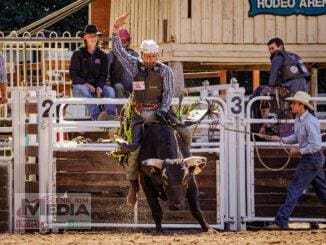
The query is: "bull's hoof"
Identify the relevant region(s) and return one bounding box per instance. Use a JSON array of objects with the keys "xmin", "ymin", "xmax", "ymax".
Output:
[
  {"xmin": 201, "ymin": 224, "xmax": 211, "ymax": 232},
  {"xmin": 206, "ymin": 228, "xmax": 218, "ymax": 234}
]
